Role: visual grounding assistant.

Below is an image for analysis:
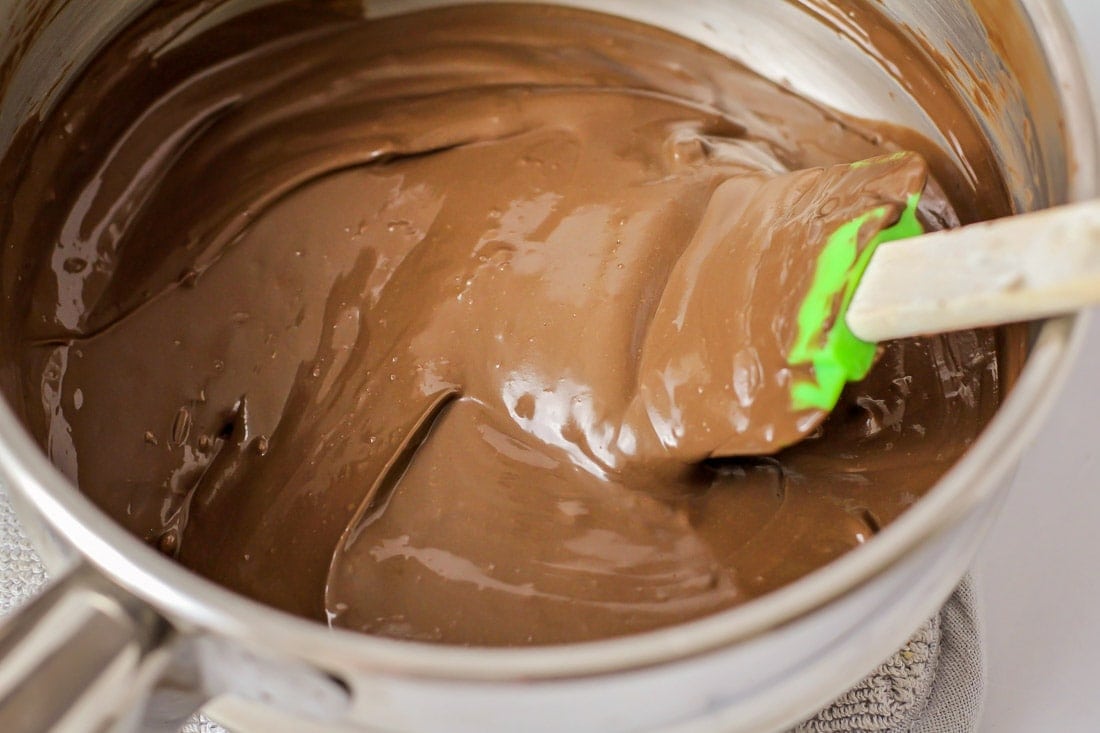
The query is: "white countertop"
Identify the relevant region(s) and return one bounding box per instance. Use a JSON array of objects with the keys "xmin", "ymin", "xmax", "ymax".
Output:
[{"xmin": 975, "ymin": 3, "xmax": 1100, "ymax": 730}]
